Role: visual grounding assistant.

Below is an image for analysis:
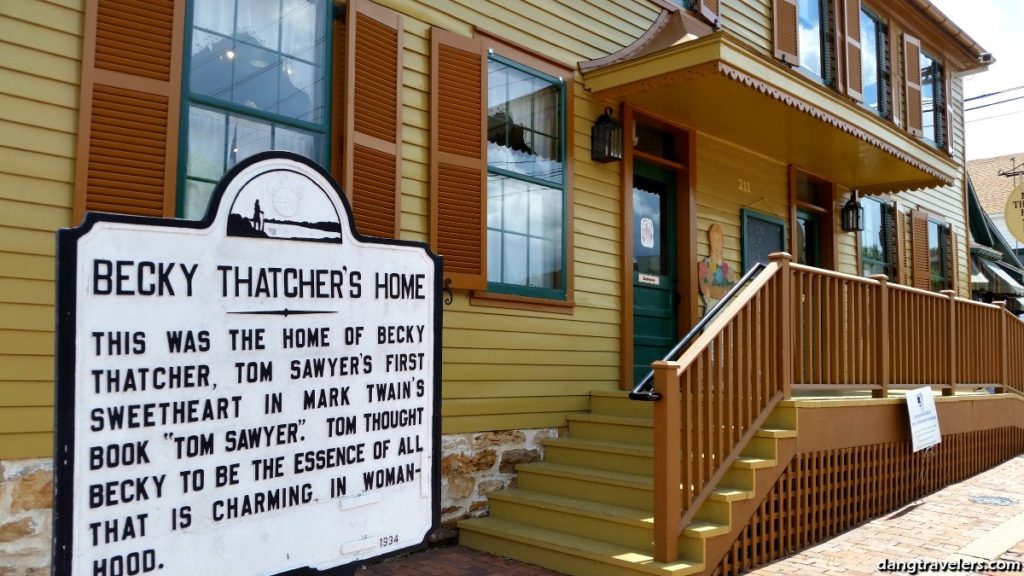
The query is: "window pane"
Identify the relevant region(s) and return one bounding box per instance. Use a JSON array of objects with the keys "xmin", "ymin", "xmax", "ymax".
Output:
[
  {"xmin": 227, "ymin": 115, "xmax": 273, "ymax": 168},
  {"xmin": 183, "ymin": 179, "xmax": 216, "ymax": 220},
  {"xmin": 486, "ymin": 59, "xmax": 562, "ymax": 184},
  {"xmin": 487, "ymin": 176, "xmax": 563, "ymax": 291},
  {"xmin": 798, "ymin": 0, "xmax": 823, "ymax": 78},
  {"xmin": 860, "ymin": 10, "xmax": 880, "ymax": 113},
  {"xmin": 860, "ymin": 199, "xmax": 887, "ymax": 276},
  {"xmin": 273, "ymin": 125, "xmax": 316, "ymax": 157},
  {"xmin": 189, "ymin": 0, "xmax": 325, "ymax": 124},
  {"xmin": 187, "ymin": 105, "xmax": 226, "ymax": 181},
  {"xmin": 502, "ymin": 233, "xmax": 528, "ymax": 286},
  {"xmin": 236, "ymin": 0, "xmax": 280, "ymax": 51},
  {"xmin": 194, "ymin": 0, "xmax": 234, "ymax": 35},
  {"xmin": 928, "ymin": 220, "xmax": 944, "ymax": 289},
  {"xmin": 633, "ymin": 185, "xmax": 663, "ymax": 276},
  {"xmin": 921, "ymin": 51, "xmax": 937, "ymax": 143}
]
